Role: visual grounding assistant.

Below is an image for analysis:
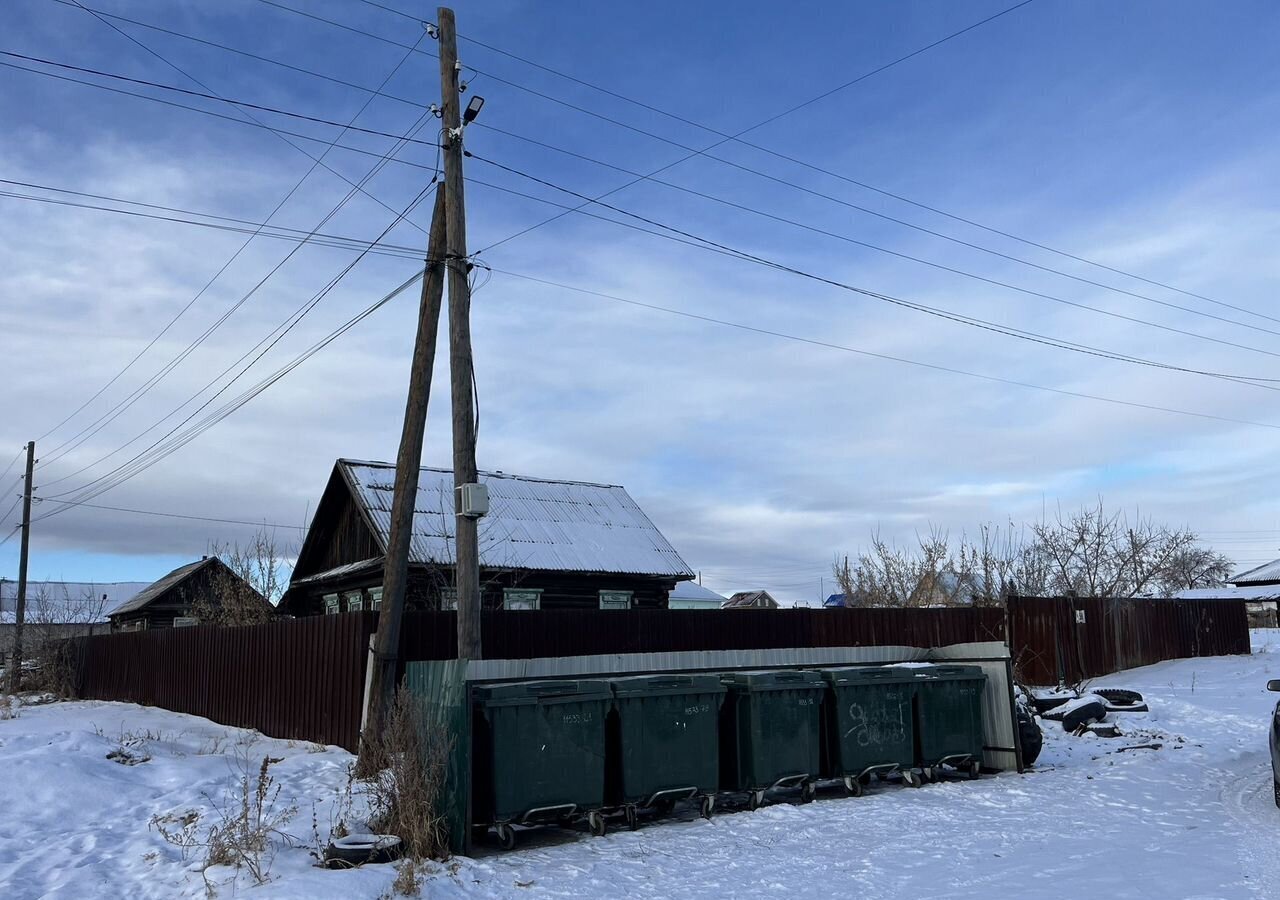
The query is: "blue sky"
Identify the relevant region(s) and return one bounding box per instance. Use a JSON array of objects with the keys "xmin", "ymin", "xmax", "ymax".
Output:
[{"xmin": 4, "ymin": 0, "xmax": 1280, "ymax": 602}]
